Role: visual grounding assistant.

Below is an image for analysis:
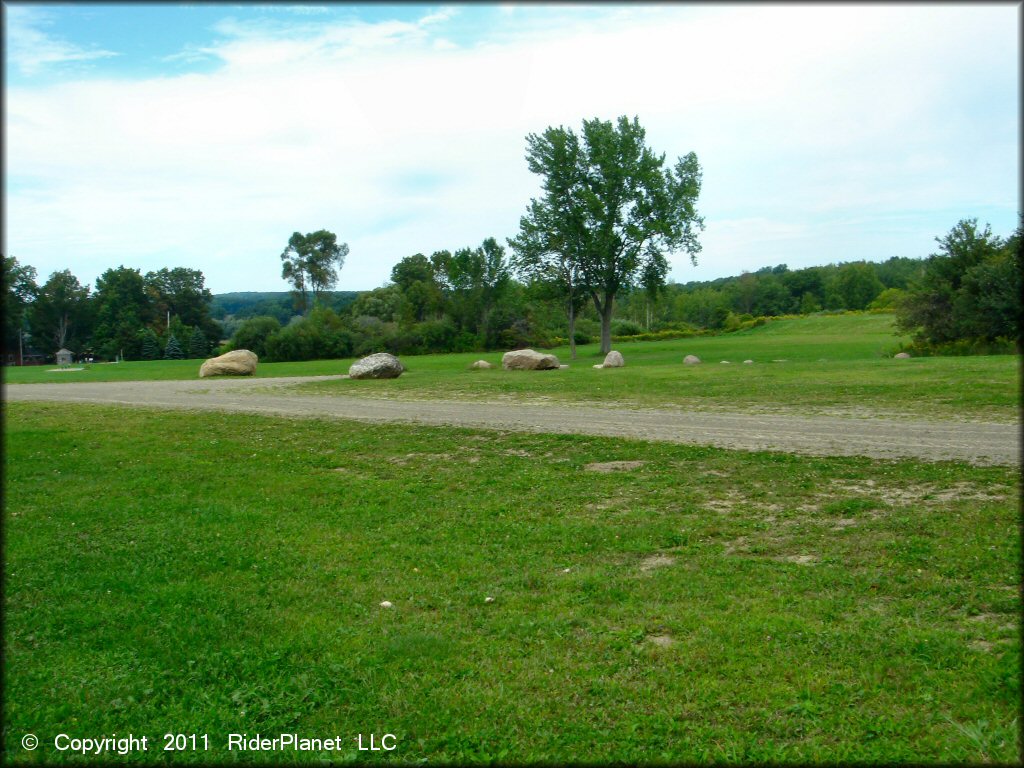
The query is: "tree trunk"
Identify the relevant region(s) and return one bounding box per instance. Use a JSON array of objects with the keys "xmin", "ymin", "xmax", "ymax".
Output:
[
  {"xmin": 57, "ymin": 313, "xmax": 69, "ymax": 348},
  {"xmin": 567, "ymin": 297, "xmax": 577, "ymax": 360},
  {"xmin": 596, "ymin": 293, "xmax": 614, "ymax": 355},
  {"xmin": 600, "ymin": 309, "xmax": 612, "ymax": 354}
]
